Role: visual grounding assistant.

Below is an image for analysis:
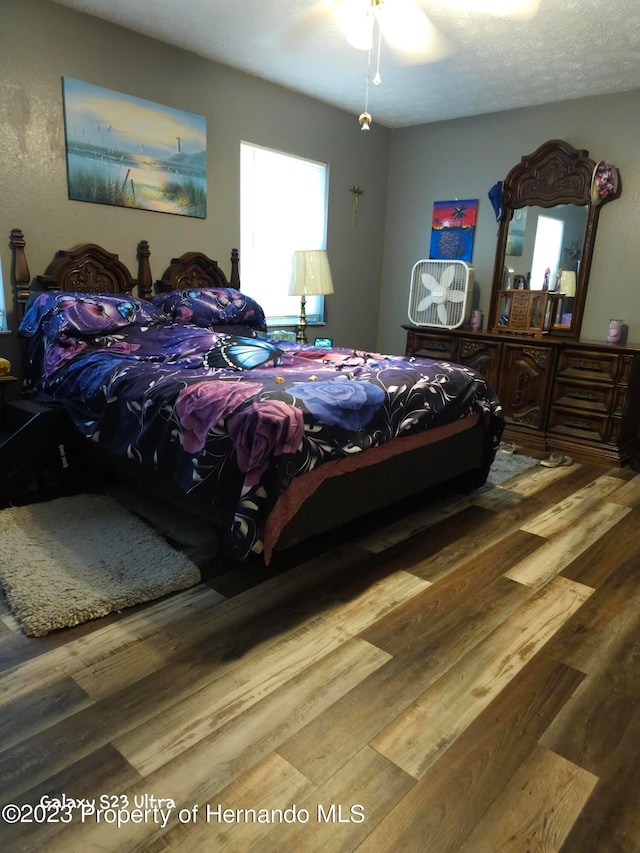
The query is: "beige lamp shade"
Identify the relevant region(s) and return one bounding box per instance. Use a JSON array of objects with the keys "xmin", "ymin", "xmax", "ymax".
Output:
[
  {"xmin": 560, "ymin": 270, "xmax": 577, "ymax": 297},
  {"xmin": 289, "ymin": 250, "xmax": 334, "ymax": 296}
]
